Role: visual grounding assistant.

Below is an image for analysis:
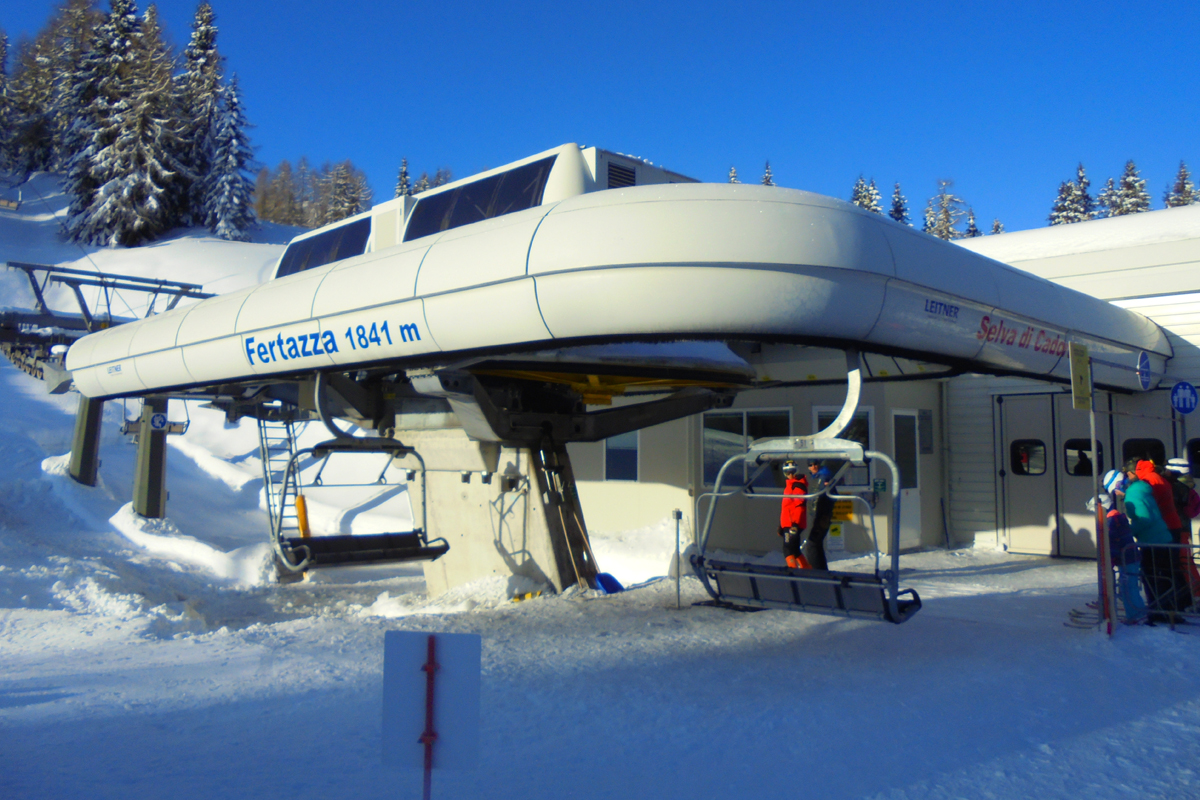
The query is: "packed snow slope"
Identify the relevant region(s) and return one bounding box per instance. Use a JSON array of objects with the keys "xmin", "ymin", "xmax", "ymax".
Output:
[{"xmin": 3, "ymin": 177, "xmax": 1200, "ymax": 800}]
